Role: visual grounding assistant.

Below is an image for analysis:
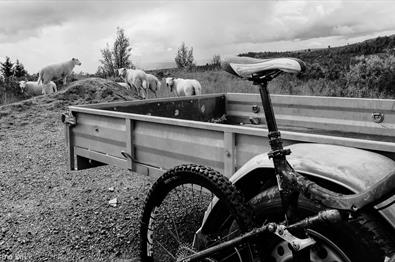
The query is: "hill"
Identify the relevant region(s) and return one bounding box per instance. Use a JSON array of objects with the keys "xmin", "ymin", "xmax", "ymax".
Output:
[
  {"xmin": 239, "ymin": 35, "xmax": 395, "ymax": 66},
  {"xmin": 238, "ymin": 35, "xmax": 395, "ymax": 98}
]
